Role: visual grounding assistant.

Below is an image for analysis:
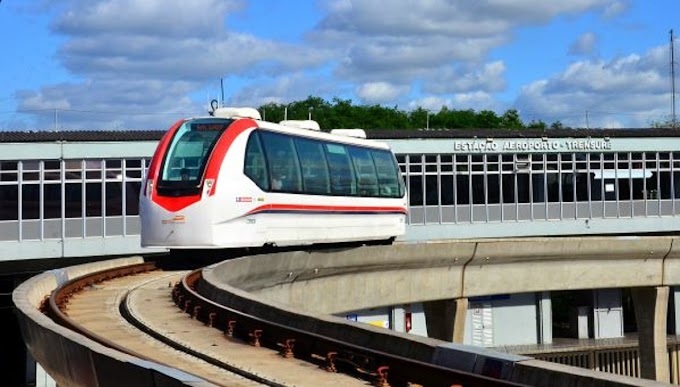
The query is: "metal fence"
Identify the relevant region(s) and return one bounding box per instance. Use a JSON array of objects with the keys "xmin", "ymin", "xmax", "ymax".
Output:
[
  {"xmin": 0, "ymin": 158, "xmax": 149, "ymax": 242},
  {"xmin": 398, "ymin": 151, "xmax": 680, "ymax": 225},
  {"xmin": 526, "ymin": 342, "xmax": 680, "ymax": 383}
]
